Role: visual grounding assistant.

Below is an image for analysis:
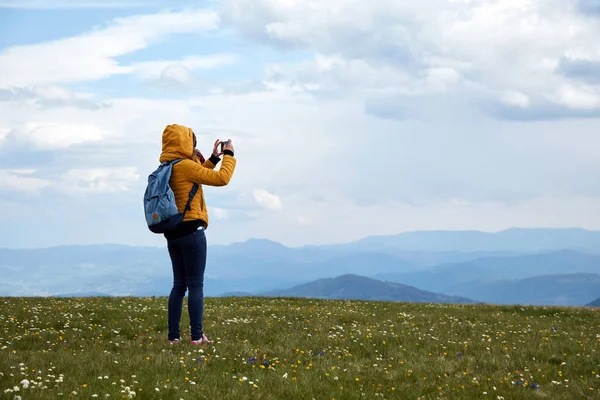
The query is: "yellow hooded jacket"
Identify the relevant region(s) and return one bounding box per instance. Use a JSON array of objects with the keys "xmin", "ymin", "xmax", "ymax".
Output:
[{"xmin": 159, "ymin": 124, "xmax": 236, "ymax": 230}]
